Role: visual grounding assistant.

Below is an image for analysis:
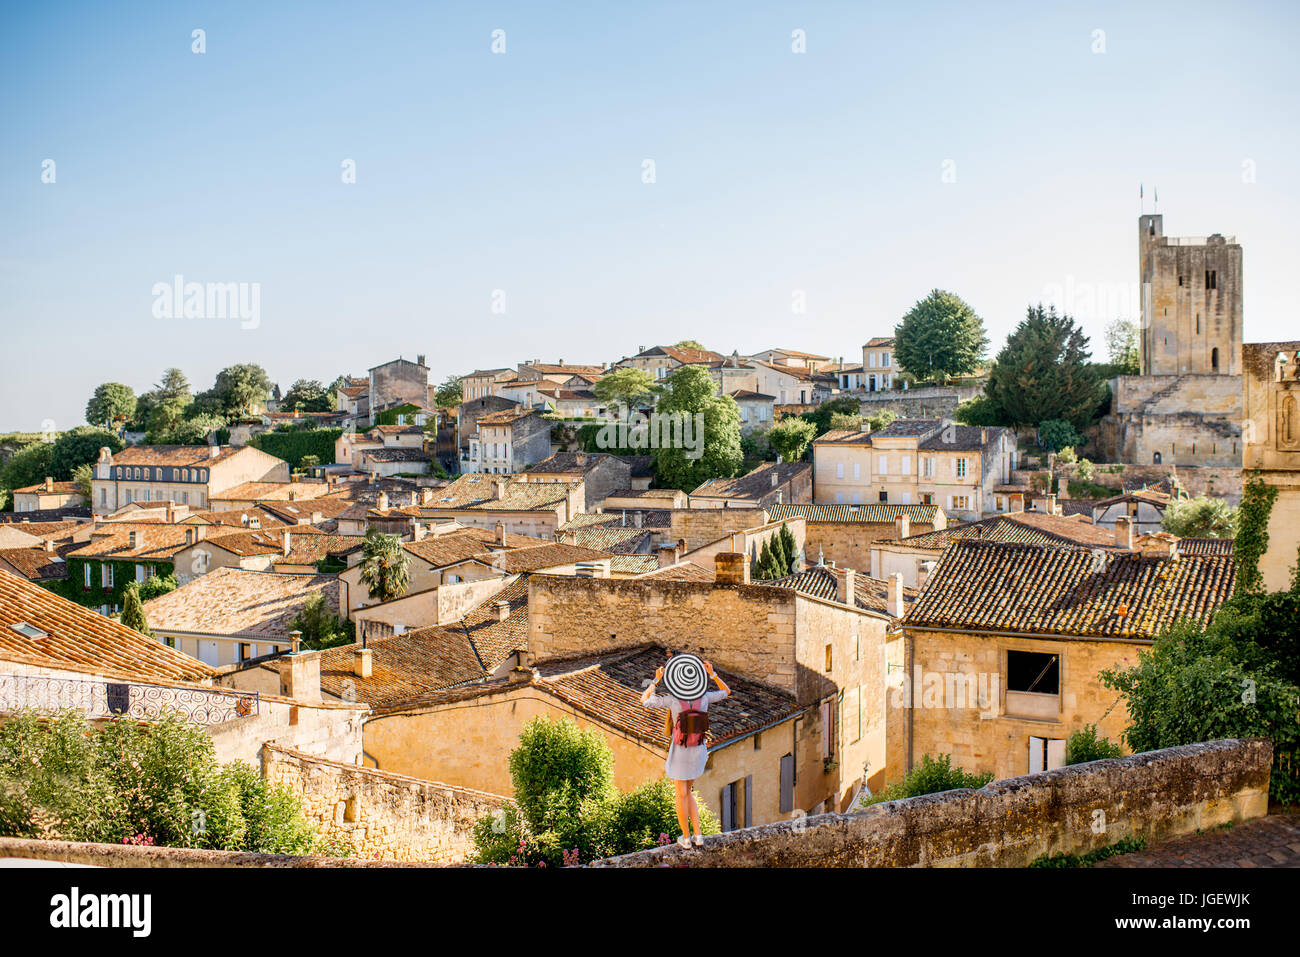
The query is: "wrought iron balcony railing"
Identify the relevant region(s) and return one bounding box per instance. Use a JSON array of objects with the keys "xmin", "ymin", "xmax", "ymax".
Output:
[{"xmin": 0, "ymin": 673, "xmax": 258, "ymax": 726}]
